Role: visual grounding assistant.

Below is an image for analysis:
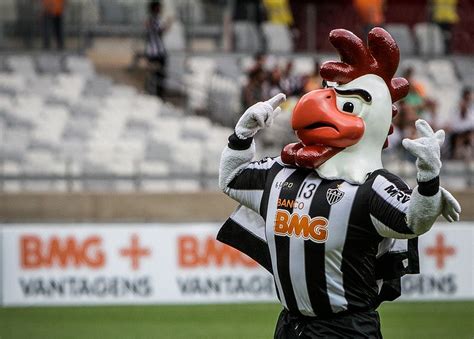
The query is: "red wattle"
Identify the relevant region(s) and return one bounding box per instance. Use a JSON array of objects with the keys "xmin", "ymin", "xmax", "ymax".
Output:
[
  {"xmin": 281, "ymin": 142, "xmax": 304, "ymax": 165},
  {"xmin": 281, "ymin": 143, "xmax": 343, "ymax": 169}
]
